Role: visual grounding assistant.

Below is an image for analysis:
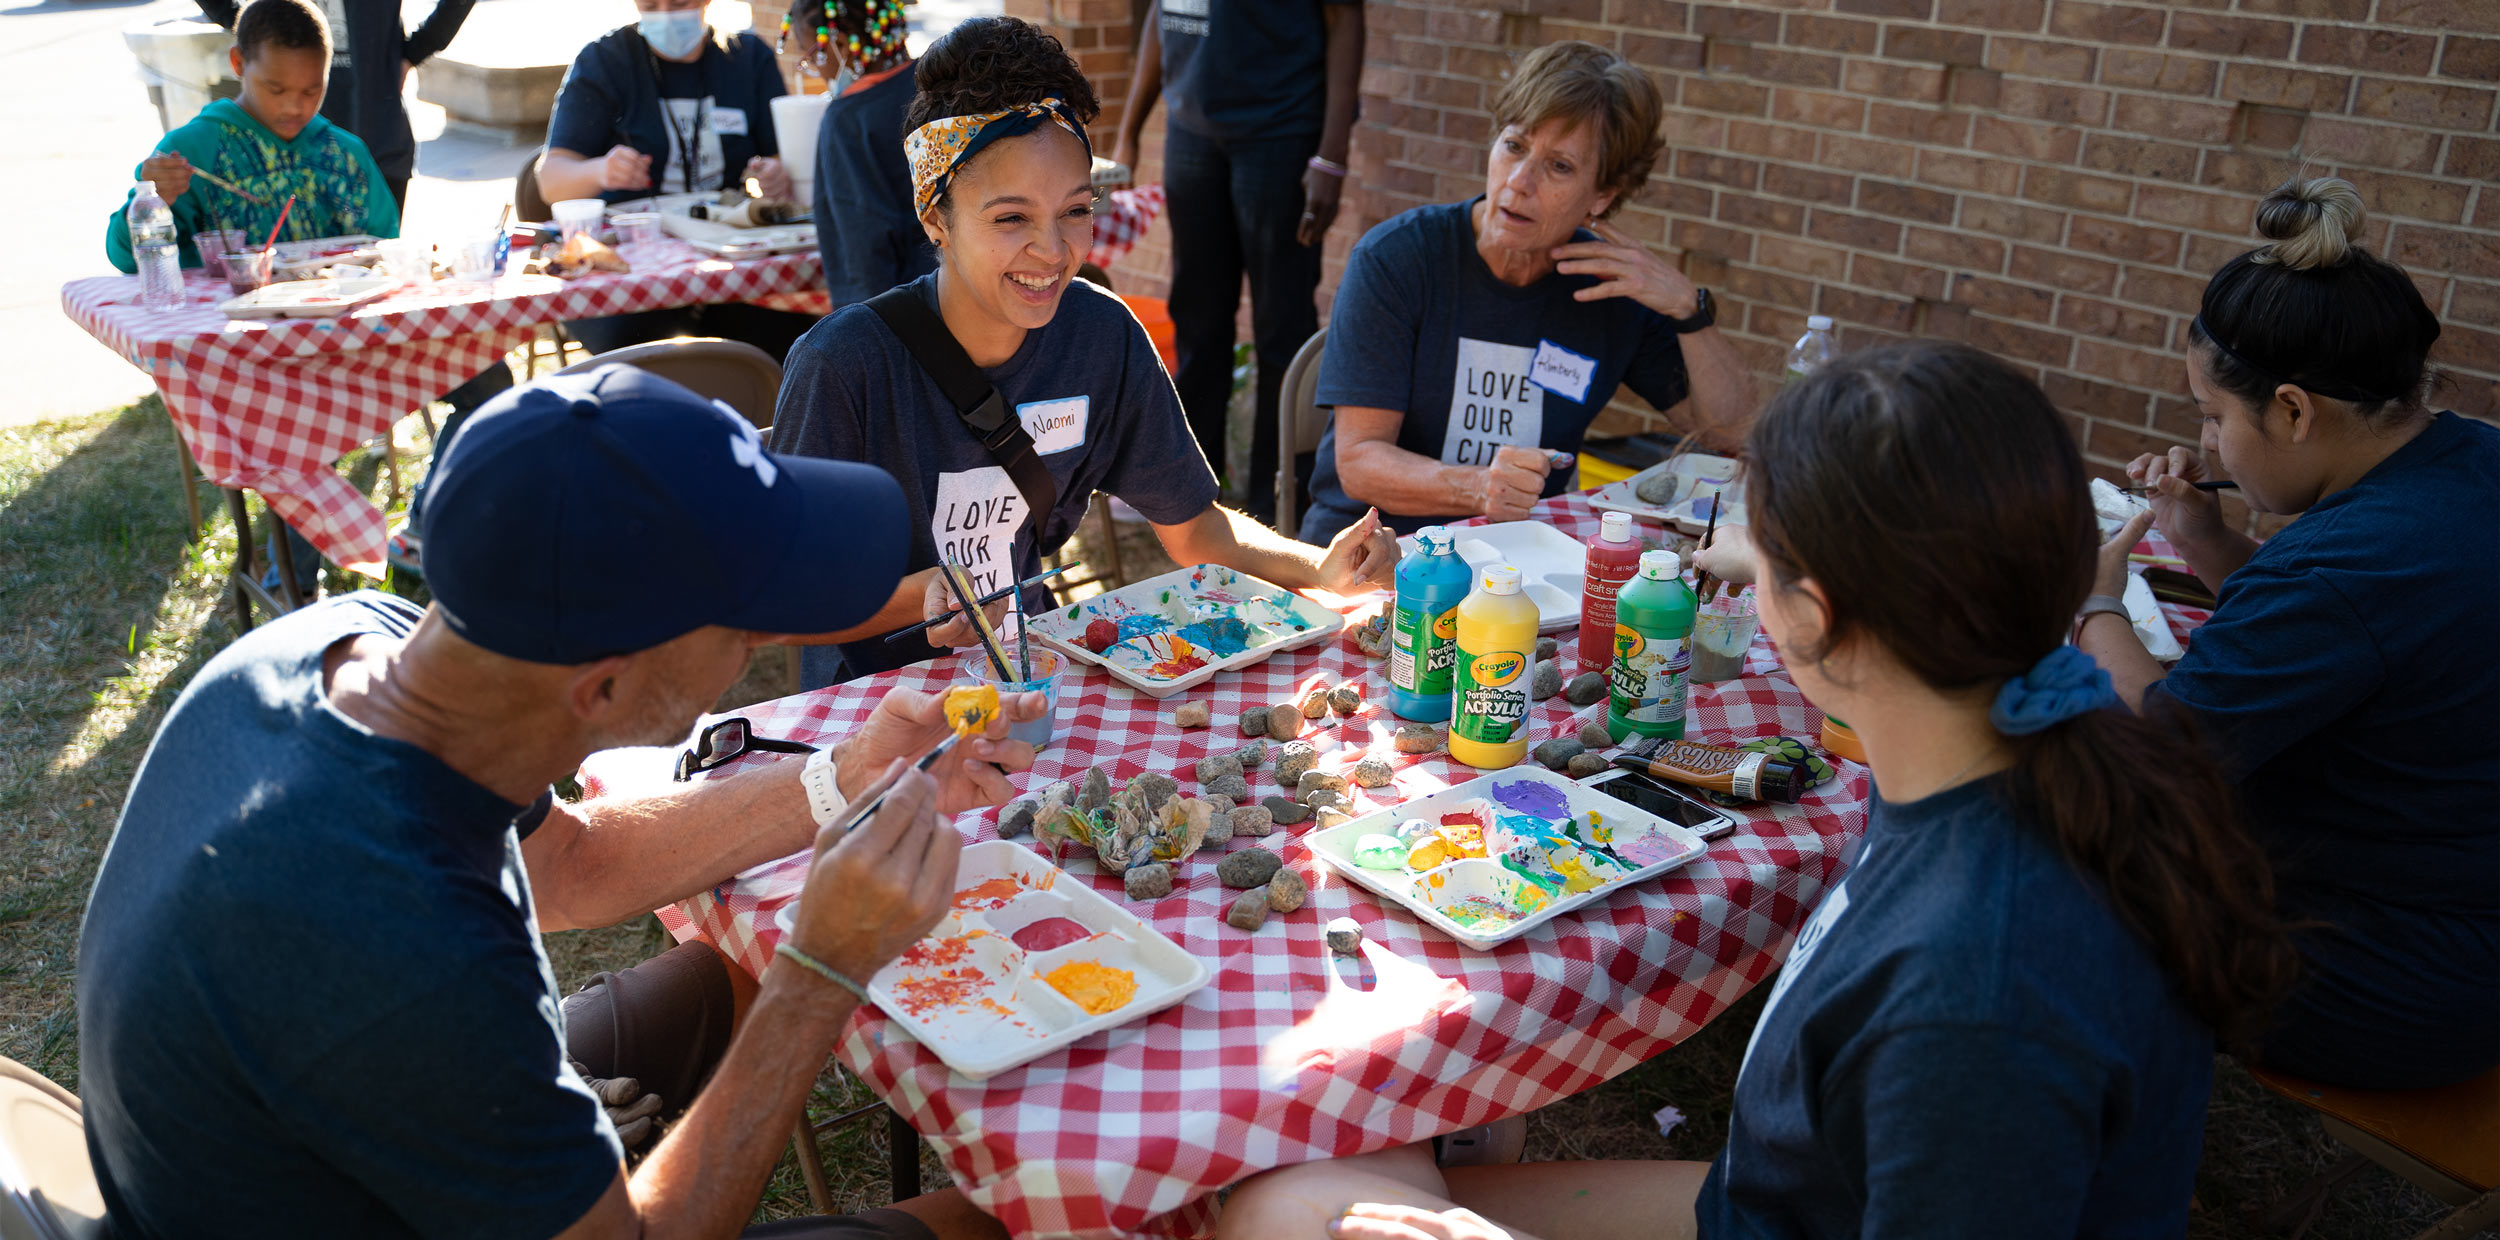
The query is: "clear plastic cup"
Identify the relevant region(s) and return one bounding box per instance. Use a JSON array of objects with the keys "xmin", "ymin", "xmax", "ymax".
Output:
[
  {"xmin": 219, "ymin": 248, "xmax": 274, "ymax": 294},
  {"xmin": 1689, "ymin": 590, "xmax": 1760, "ymax": 684},
  {"xmin": 552, "ymin": 197, "xmax": 607, "ymax": 243},
  {"xmin": 378, "ymin": 238, "xmax": 432, "ymax": 282},
  {"xmin": 966, "ymin": 646, "xmax": 1064, "ymax": 752},
  {"xmin": 195, "ymin": 230, "xmax": 245, "ymax": 279},
  {"xmin": 452, "ymin": 237, "xmax": 501, "ymax": 282},
  {"xmin": 611, "ymin": 211, "xmax": 661, "ymax": 245}
]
